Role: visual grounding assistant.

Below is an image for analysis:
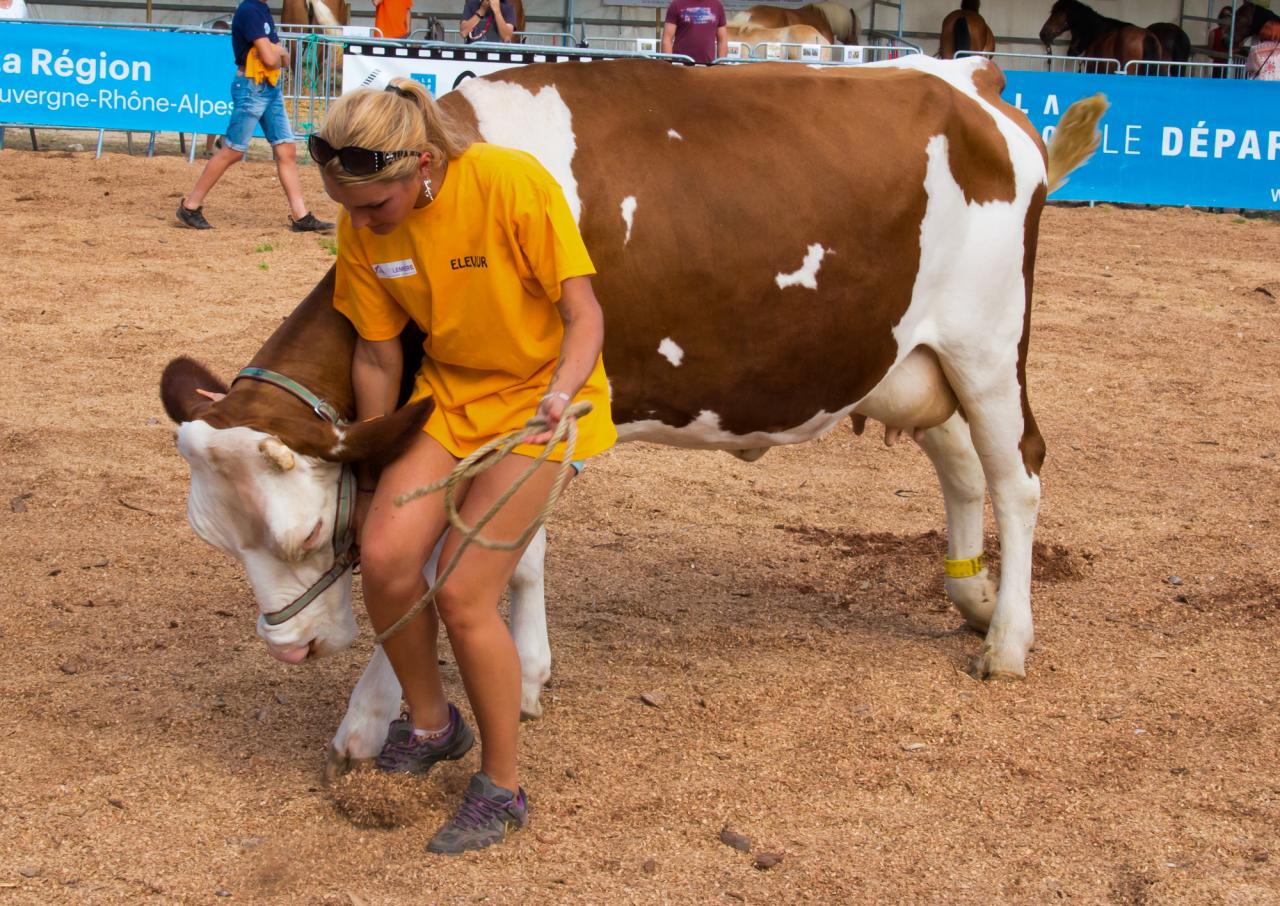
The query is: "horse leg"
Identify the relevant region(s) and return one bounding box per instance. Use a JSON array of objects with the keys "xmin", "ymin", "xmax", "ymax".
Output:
[{"xmin": 917, "ymin": 412, "xmax": 997, "ymax": 632}]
